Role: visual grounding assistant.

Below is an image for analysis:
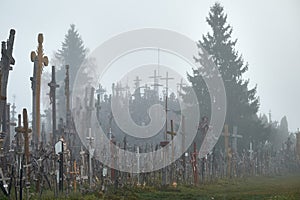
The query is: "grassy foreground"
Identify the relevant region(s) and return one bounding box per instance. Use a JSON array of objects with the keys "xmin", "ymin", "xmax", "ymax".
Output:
[
  {"xmin": 1, "ymin": 173, "xmax": 300, "ymax": 199},
  {"xmin": 135, "ymin": 174, "xmax": 300, "ymax": 200}
]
